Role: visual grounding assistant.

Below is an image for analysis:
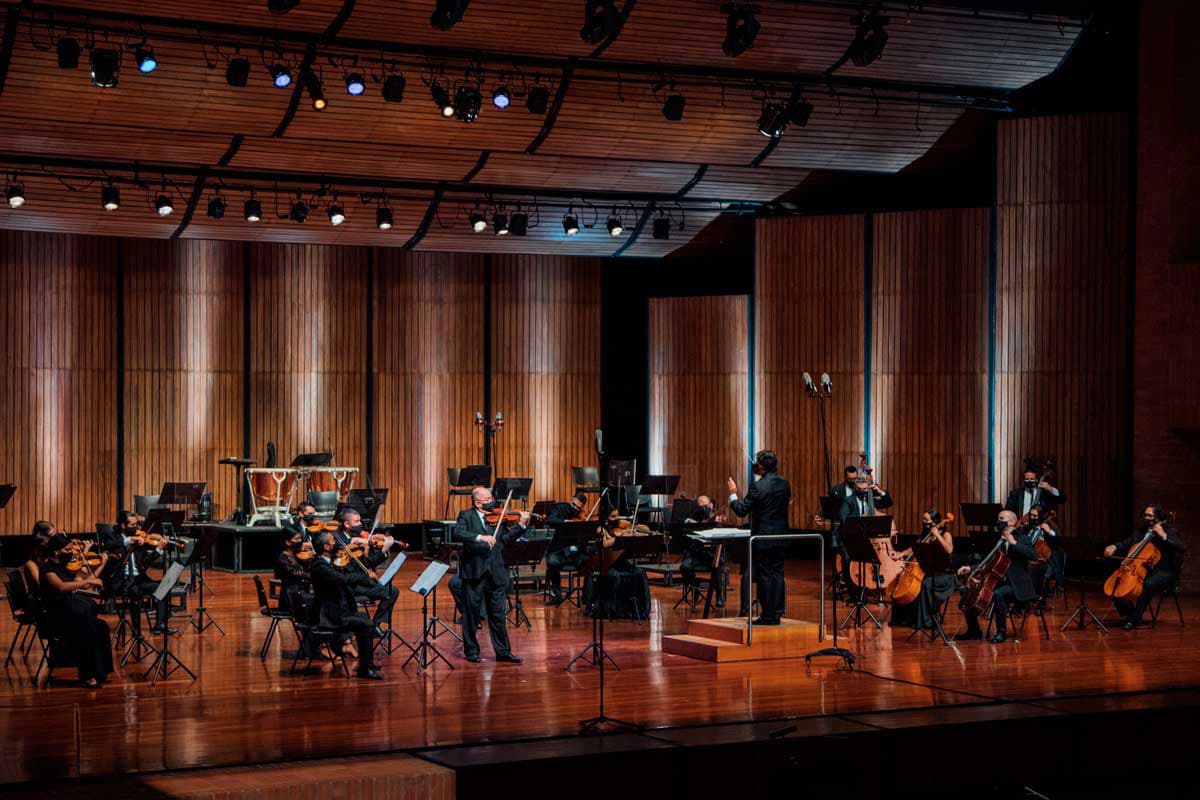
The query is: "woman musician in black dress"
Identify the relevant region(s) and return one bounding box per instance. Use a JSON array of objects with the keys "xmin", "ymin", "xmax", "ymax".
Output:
[
  {"xmin": 40, "ymin": 533, "xmax": 114, "ymax": 687},
  {"xmin": 582, "ymin": 502, "xmax": 651, "ymax": 621}
]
